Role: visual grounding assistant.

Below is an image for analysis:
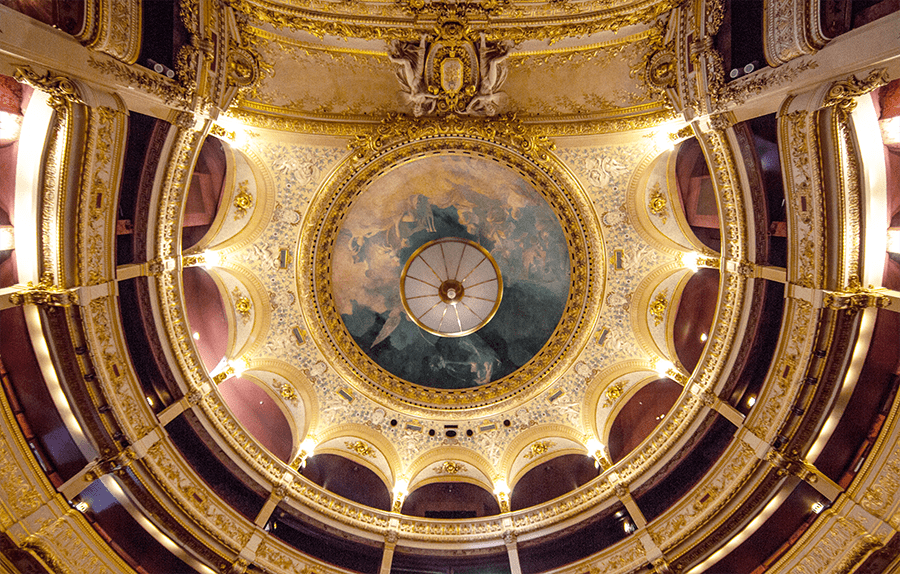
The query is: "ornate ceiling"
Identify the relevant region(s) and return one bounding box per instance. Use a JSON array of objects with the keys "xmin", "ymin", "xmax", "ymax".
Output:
[{"xmin": 0, "ymin": 1, "xmax": 900, "ymax": 574}]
